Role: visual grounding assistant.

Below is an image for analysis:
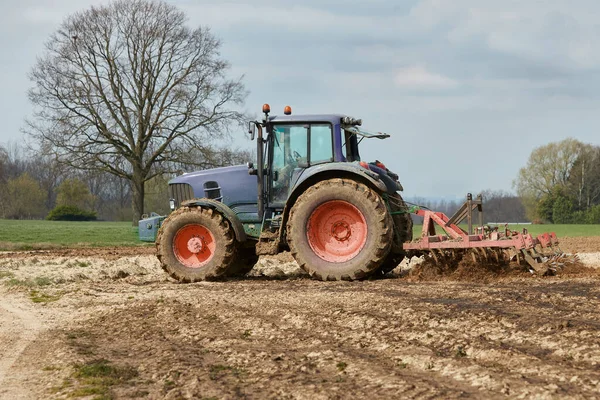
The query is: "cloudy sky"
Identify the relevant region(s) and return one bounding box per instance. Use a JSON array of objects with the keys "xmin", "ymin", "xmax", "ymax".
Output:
[{"xmin": 1, "ymin": 0, "xmax": 599, "ymax": 199}]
